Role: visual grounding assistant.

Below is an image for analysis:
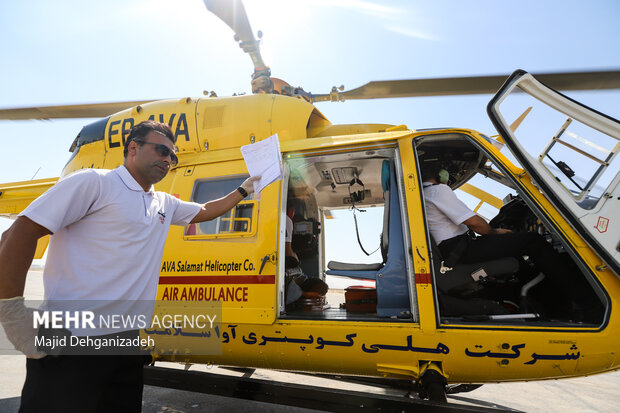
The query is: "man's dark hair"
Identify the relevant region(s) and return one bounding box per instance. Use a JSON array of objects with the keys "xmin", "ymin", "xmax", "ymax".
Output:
[
  {"xmin": 123, "ymin": 120, "xmax": 176, "ymax": 158},
  {"xmin": 421, "ymin": 162, "xmax": 442, "ymax": 182}
]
